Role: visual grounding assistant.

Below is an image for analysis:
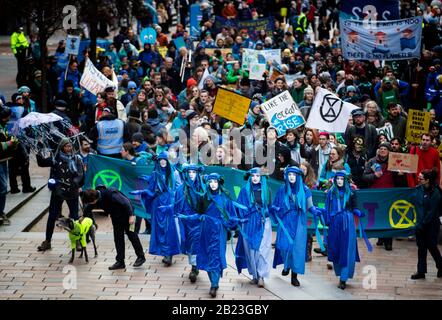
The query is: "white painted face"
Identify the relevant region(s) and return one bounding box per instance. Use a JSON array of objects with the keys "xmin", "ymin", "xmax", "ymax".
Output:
[
  {"xmin": 188, "ymin": 170, "xmax": 197, "ymax": 181},
  {"xmin": 159, "ymin": 159, "xmax": 168, "ymax": 168},
  {"xmin": 287, "ymin": 172, "xmax": 296, "ymax": 184},
  {"xmin": 209, "ymin": 179, "xmax": 219, "ymax": 191},
  {"xmin": 336, "ymin": 176, "xmax": 345, "ymax": 187},
  {"xmin": 251, "ymin": 173, "xmax": 261, "ymax": 184}
]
